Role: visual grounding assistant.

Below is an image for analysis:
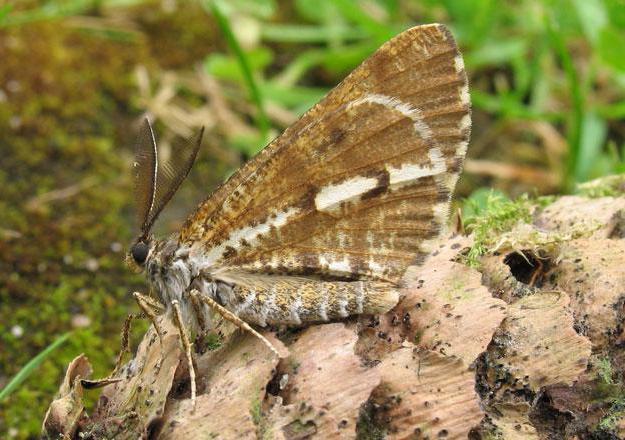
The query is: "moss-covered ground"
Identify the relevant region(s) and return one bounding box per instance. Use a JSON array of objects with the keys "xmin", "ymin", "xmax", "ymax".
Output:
[
  {"xmin": 0, "ymin": 21, "xmax": 146, "ymax": 436},
  {"xmin": 0, "ymin": 6, "xmax": 229, "ymax": 436}
]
